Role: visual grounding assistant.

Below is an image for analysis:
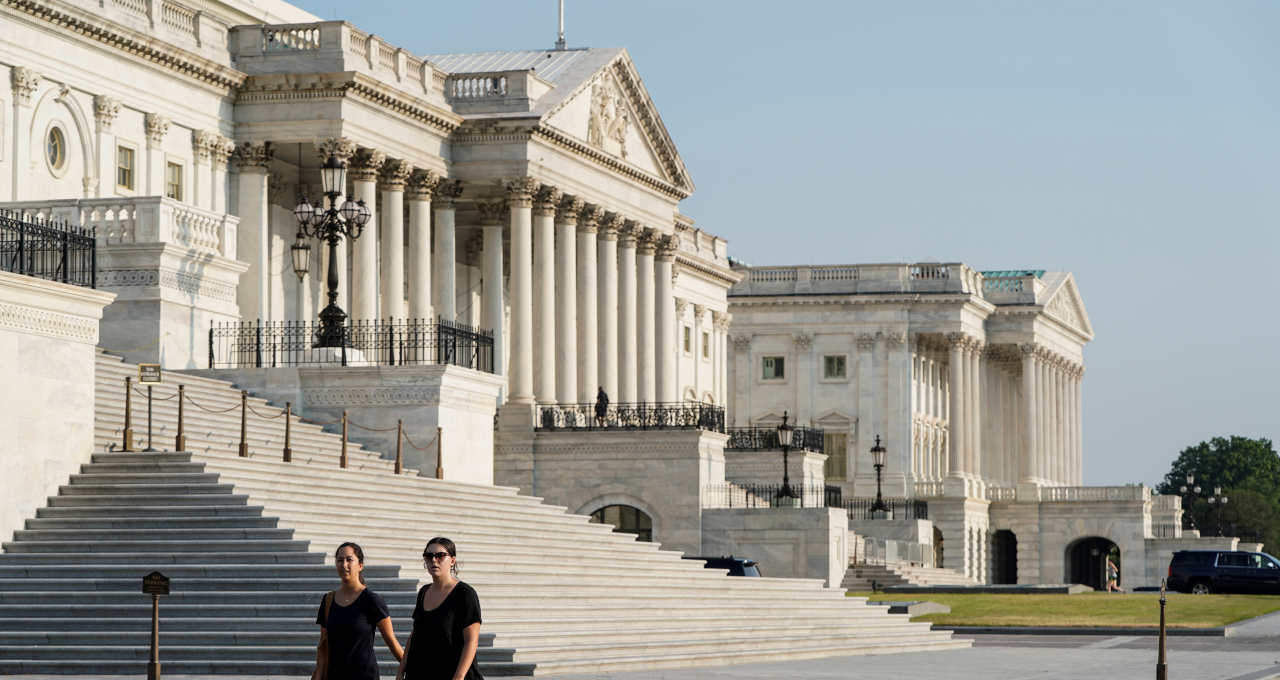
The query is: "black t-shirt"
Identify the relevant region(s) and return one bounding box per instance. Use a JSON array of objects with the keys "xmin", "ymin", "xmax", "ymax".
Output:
[
  {"xmin": 315, "ymin": 589, "xmax": 390, "ymax": 680},
  {"xmin": 405, "ymin": 581, "xmax": 484, "ymax": 680}
]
